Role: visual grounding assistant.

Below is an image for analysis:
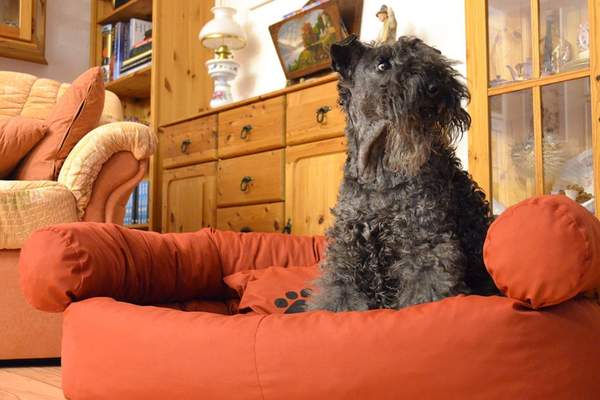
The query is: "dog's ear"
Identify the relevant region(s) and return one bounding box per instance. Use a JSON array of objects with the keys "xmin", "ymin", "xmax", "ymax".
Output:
[{"xmin": 330, "ymin": 34, "xmax": 365, "ymax": 79}]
